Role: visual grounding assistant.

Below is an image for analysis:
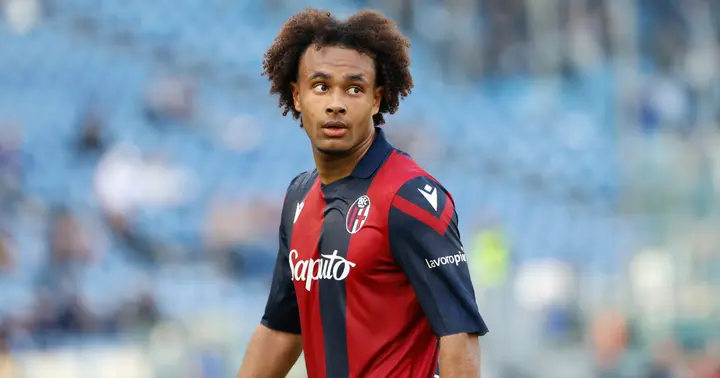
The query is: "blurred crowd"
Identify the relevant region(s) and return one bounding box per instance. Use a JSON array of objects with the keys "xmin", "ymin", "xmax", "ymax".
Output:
[{"xmin": 1, "ymin": 0, "xmax": 720, "ymax": 377}]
